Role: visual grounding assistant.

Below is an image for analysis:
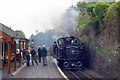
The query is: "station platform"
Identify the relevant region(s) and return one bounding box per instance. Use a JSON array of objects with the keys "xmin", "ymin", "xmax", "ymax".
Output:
[{"xmin": 5, "ymin": 56, "xmax": 64, "ymax": 79}]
